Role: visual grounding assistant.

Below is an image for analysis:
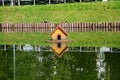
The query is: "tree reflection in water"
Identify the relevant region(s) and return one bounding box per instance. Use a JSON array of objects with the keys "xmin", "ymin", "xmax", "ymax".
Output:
[{"xmin": 0, "ymin": 45, "xmax": 120, "ymax": 80}]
